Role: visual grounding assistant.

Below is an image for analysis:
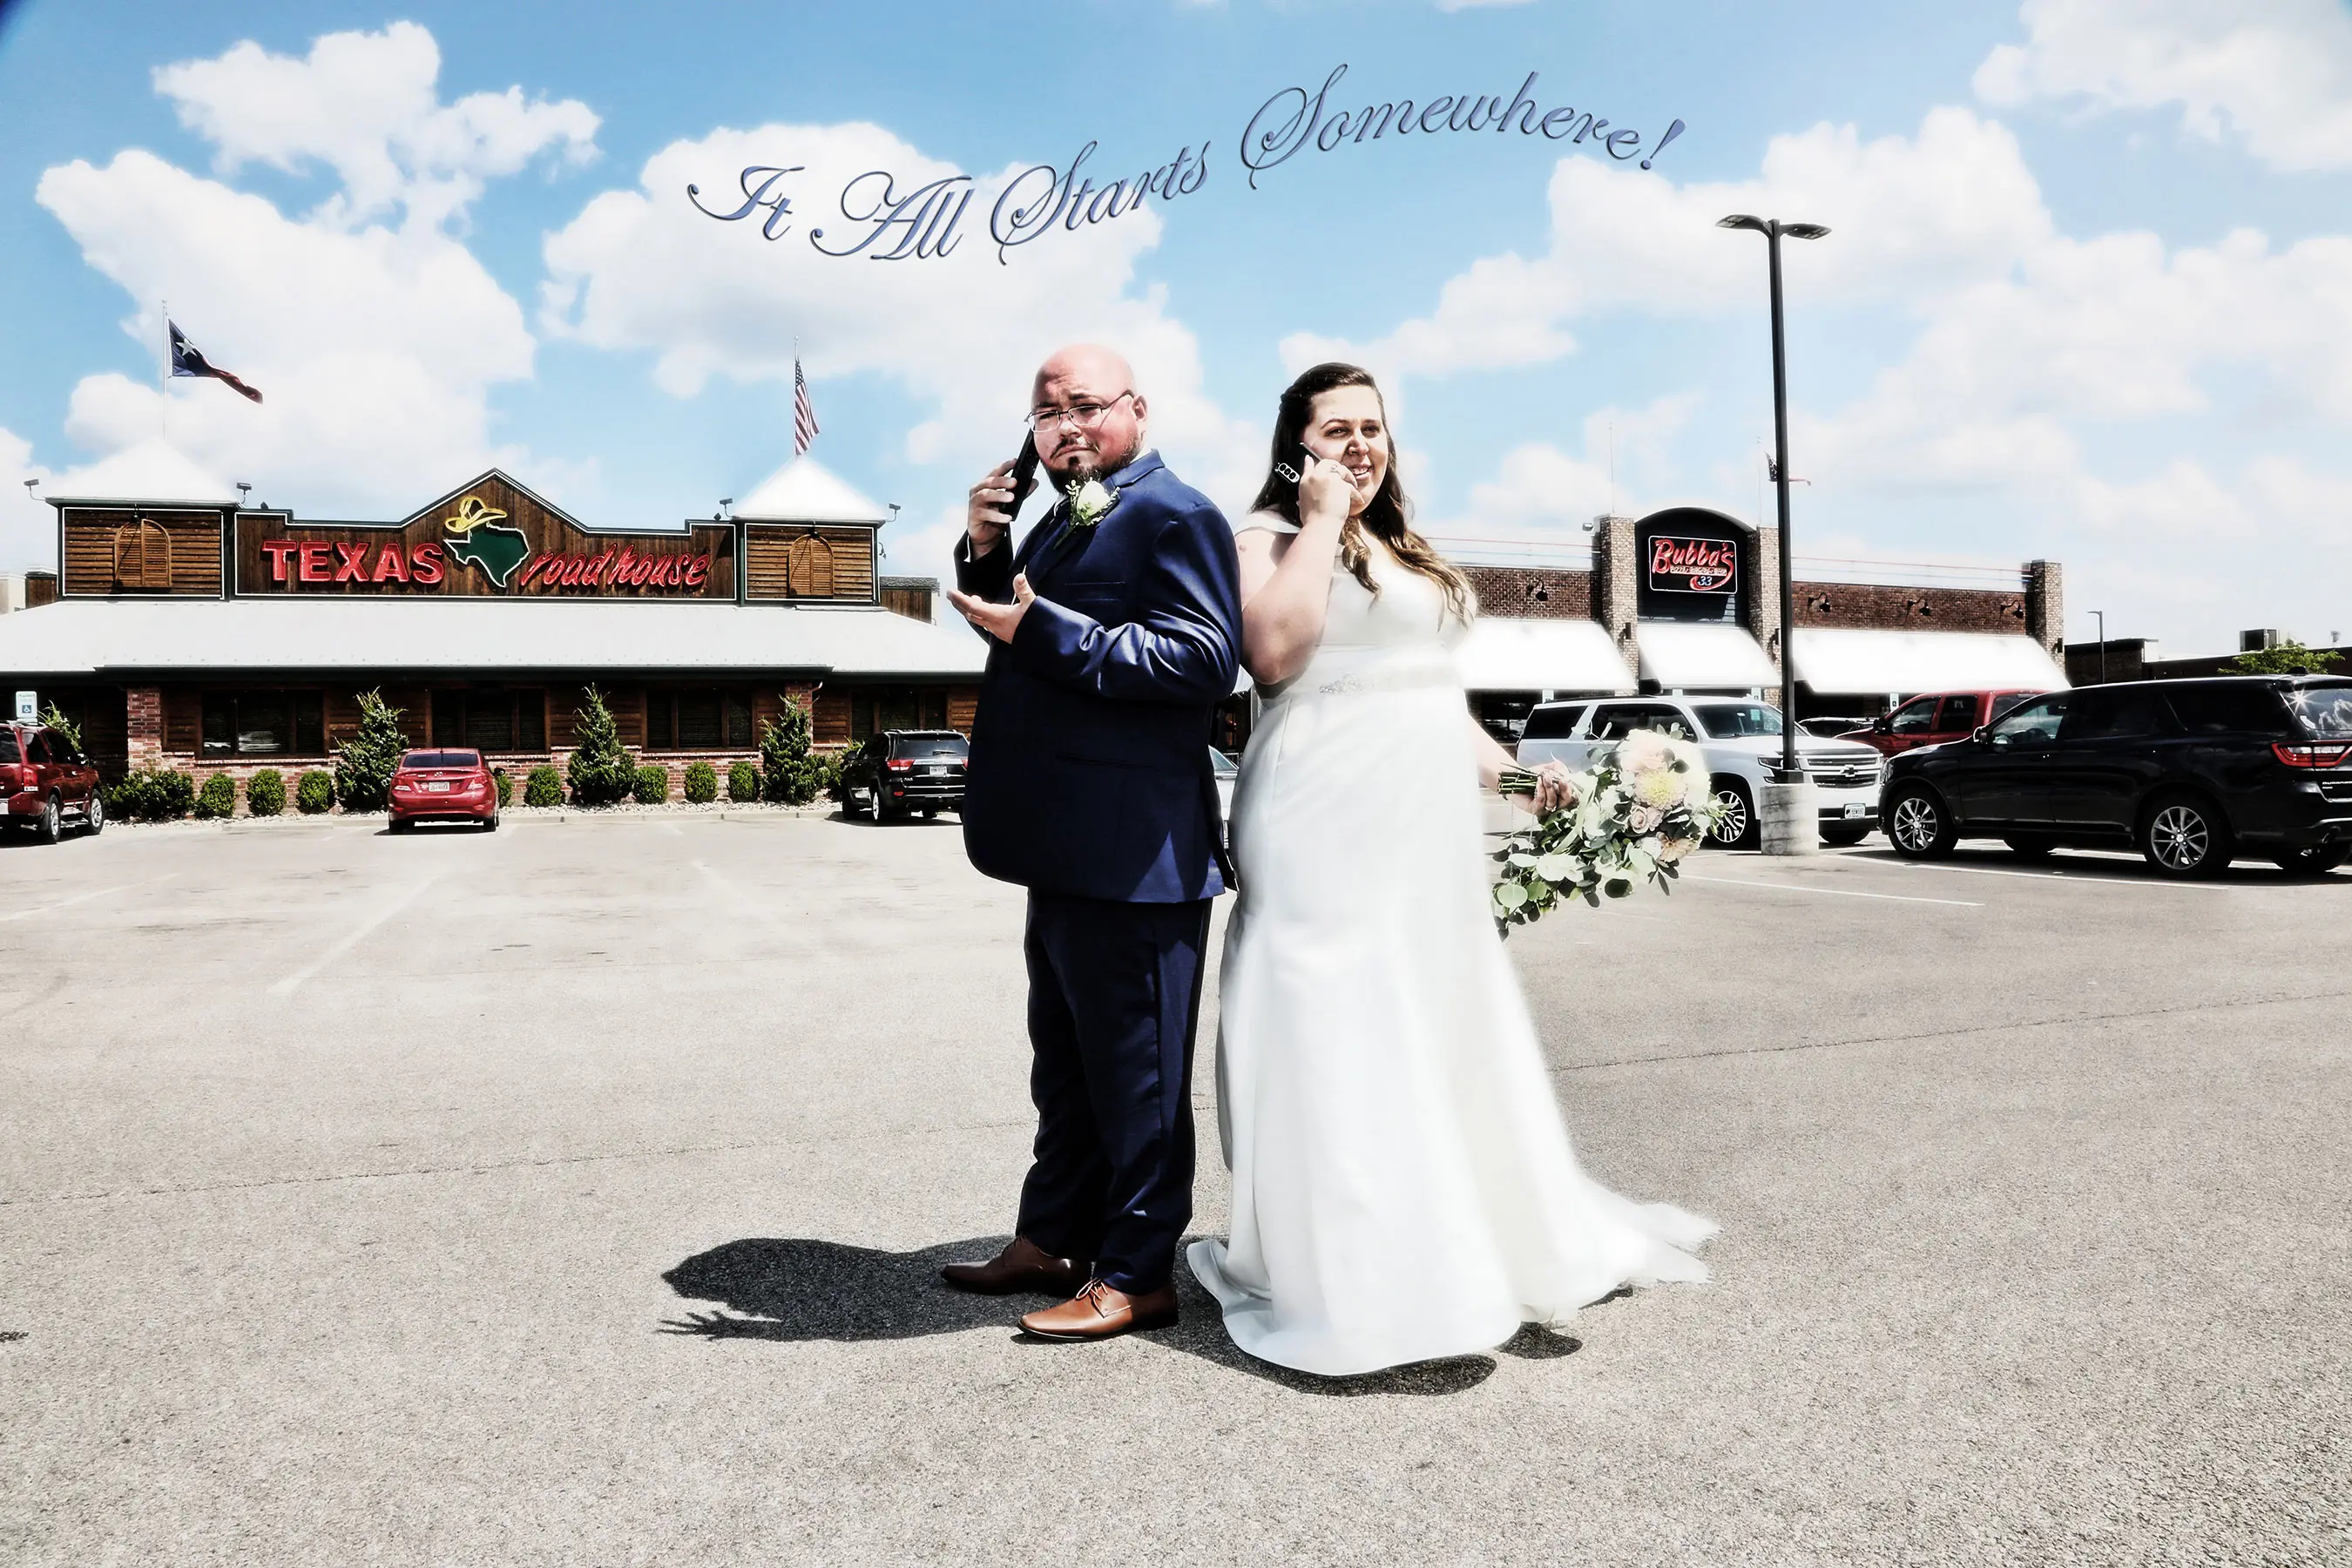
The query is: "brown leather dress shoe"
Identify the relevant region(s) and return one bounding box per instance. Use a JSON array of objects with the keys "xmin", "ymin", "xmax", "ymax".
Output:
[
  {"xmin": 940, "ymin": 1236, "xmax": 1087, "ymax": 1296},
  {"xmin": 1018, "ymin": 1278, "xmax": 1179, "ymax": 1341}
]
